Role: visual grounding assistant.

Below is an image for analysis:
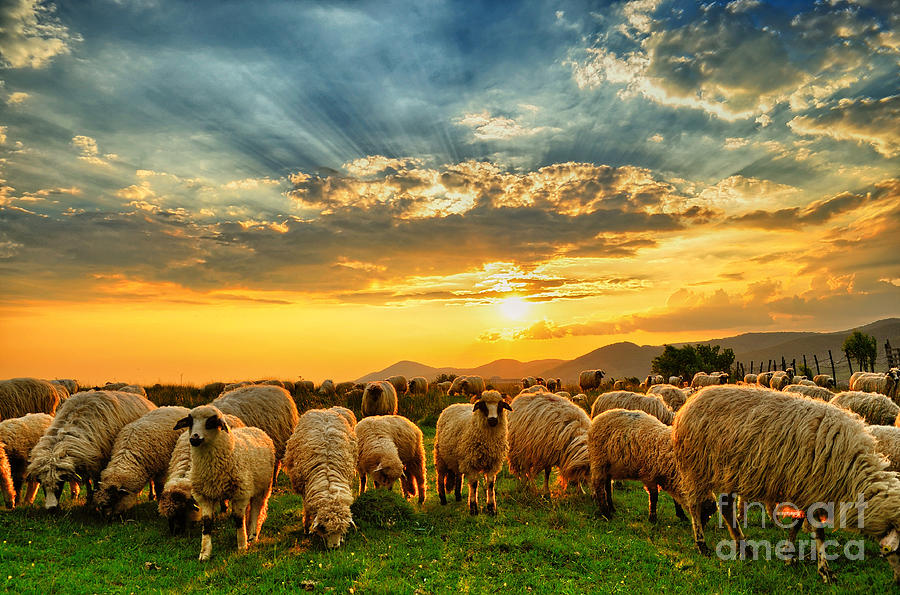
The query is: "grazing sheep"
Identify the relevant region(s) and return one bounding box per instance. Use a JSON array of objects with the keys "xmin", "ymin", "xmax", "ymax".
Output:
[
  {"xmin": 830, "ymin": 391, "xmax": 899, "ymax": 426},
  {"xmin": 522, "ymin": 376, "xmax": 538, "ymax": 389},
  {"xmin": 545, "ymin": 379, "xmax": 559, "ymax": 392},
  {"xmin": 118, "ymin": 384, "xmax": 147, "ymax": 397},
  {"xmin": 672, "ymin": 385, "xmax": 900, "ymax": 584},
  {"xmin": 589, "ymin": 409, "xmax": 709, "ymax": 523},
  {"xmin": 568, "ymin": 393, "xmax": 590, "ymax": 413},
  {"xmin": 386, "ymin": 375, "xmax": 409, "ymax": 395},
  {"xmin": 436, "ymin": 381, "xmax": 452, "ymax": 396},
  {"xmin": 157, "ymin": 413, "xmax": 245, "ymax": 534},
  {"xmin": 48, "ymin": 381, "xmax": 70, "ymax": 400},
  {"xmin": 743, "ymin": 374, "xmax": 758, "ymax": 385},
  {"xmin": 647, "ymin": 384, "xmax": 688, "ymax": 413},
  {"xmin": 507, "ymin": 391, "xmax": 591, "ymax": 492},
  {"xmin": 54, "ymin": 379, "xmax": 79, "ymax": 395},
  {"xmin": 578, "ymin": 370, "xmax": 605, "ymax": 393},
  {"xmin": 175, "ymin": 406, "xmax": 275, "ymax": 561},
  {"xmin": 95, "ymin": 406, "xmax": 190, "ymax": 517},
  {"xmin": 555, "ymin": 391, "xmax": 571, "ymax": 398},
  {"xmin": 0, "ymin": 378, "xmax": 64, "ymax": 420},
  {"xmin": 521, "ymin": 385, "xmax": 545, "ymax": 394},
  {"xmin": 449, "ymin": 375, "xmax": 486, "ymax": 398},
  {"xmin": 868, "ymin": 425, "xmax": 900, "ymax": 473},
  {"xmin": 283, "ymin": 407, "xmax": 358, "ymax": 548},
  {"xmin": 756, "ymin": 371, "xmax": 774, "ymax": 388},
  {"xmin": 213, "ymin": 385, "xmax": 299, "ymax": 473},
  {"xmin": 26, "ymin": 391, "xmax": 156, "ymax": 508},
  {"xmin": 295, "ymin": 380, "xmax": 315, "ymax": 395},
  {"xmin": 769, "ymin": 371, "xmax": 793, "ymax": 391},
  {"xmin": 355, "ymin": 415, "xmax": 426, "ymax": 504},
  {"xmin": 813, "ymin": 375, "xmax": 836, "ymax": 389},
  {"xmin": 590, "ymin": 391, "xmax": 674, "ymax": 425},
  {"xmin": 612, "ymin": 379, "xmax": 627, "ymax": 391},
  {"xmin": 334, "ymin": 381, "xmax": 355, "ymax": 396},
  {"xmin": 691, "ymin": 372, "xmax": 728, "ymax": 389},
  {"xmin": 0, "ymin": 413, "xmax": 52, "ymax": 508},
  {"xmin": 782, "ymin": 384, "xmax": 833, "ymax": 401},
  {"xmin": 434, "ymin": 390, "xmax": 511, "ymax": 515},
  {"xmin": 361, "ymin": 381, "xmax": 399, "ymax": 418},
  {"xmin": 796, "ymin": 378, "xmax": 817, "ymax": 386},
  {"xmin": 408, "ymin": 377, "xmax": 428, "ymax": 396},
  {"xmin": 317, "ymin": 379, "xmax": 336, "ymax": 396},
  {"xmin": 850, "ymin": 372, "xmax": 899, "ymax": 402},
  {"xmin": 669, "ymin": 375, "xmax": 684, "ymax": 387},
  {"xmin": 640, "ymin": 374, "xmax": 665, "ymax": 391}
]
